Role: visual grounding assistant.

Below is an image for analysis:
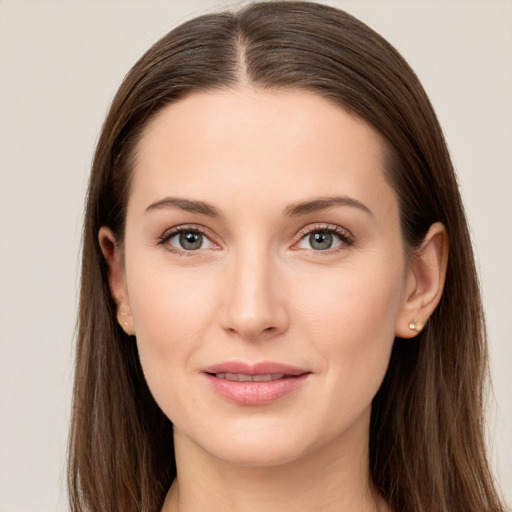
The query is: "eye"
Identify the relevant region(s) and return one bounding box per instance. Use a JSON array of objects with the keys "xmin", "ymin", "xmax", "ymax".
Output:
[
  {"xmin": 172, "ymin": 231, "xmax": 205, "ymax": 250},
  {"xmin": 294, "ymin": 226, "xmax": 353, "ymax": 252},
  {"xmin": 159, "ymin": 227, "xmax": 217, "ymax": 253}
]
